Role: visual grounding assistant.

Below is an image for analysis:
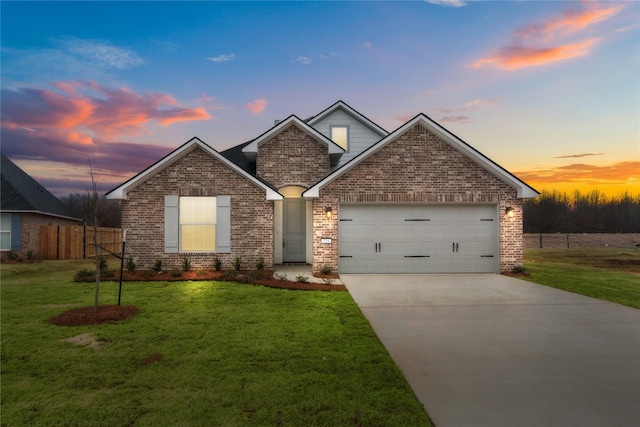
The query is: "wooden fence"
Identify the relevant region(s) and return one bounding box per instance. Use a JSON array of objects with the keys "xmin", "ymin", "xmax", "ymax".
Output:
[{"xmin": 40, "ymin": 226, "xmax": 122, "ymax": 260}]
